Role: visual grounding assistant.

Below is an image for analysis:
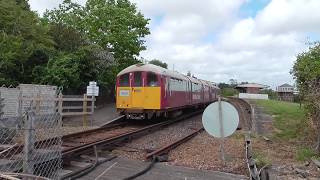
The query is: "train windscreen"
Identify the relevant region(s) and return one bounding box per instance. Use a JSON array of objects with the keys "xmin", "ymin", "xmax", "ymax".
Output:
[
  {"xmin": 134, "ymin": 72, "xmax": 142, "ymax": 87},
  {"xmin": 147, "ymin": 72, "xmax": 159, "ymax": 87},
  {"xmin": 119, "ymin": 73, "xmax": 130, "ymax": 87}
]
